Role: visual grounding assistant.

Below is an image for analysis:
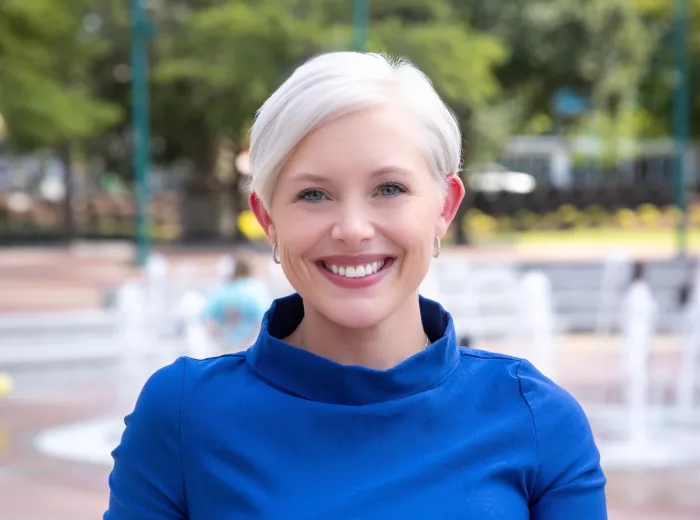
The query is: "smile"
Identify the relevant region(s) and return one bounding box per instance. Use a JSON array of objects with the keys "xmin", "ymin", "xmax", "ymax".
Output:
[
  {"xmin": 322, "ymin": 259, "xmax": 387, "ymax": 279},
  {"xmin": 316, "ymin": 256, "xmax": 395, "ymax": 288}
]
